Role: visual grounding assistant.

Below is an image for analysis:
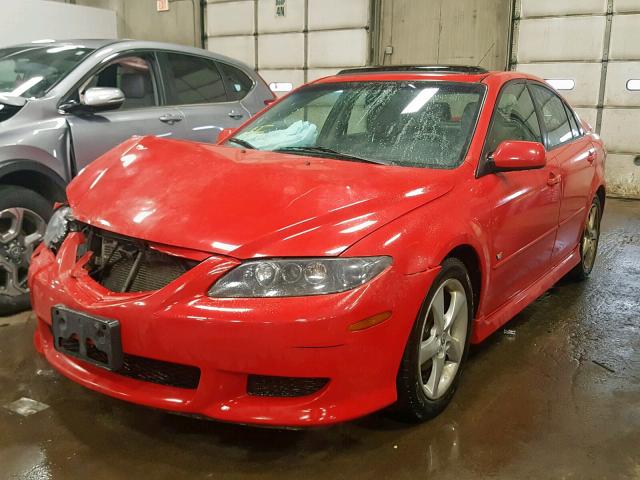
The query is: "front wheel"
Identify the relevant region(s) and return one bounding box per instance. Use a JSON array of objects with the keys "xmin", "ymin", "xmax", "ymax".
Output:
[
  {"xmin": 0, "ymin": 185, "xmax": 52, "ymax": 316},
  {"xmin": 394, "ymin": 258, "xmax": 473, "ymax": 422}
]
